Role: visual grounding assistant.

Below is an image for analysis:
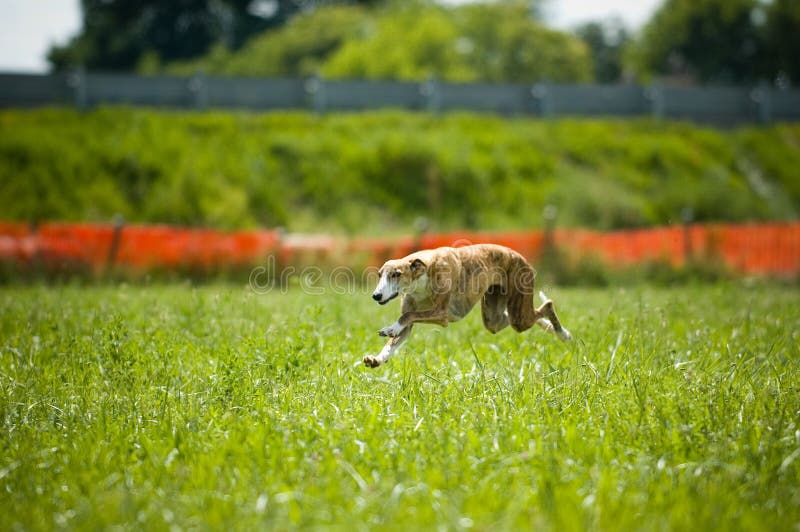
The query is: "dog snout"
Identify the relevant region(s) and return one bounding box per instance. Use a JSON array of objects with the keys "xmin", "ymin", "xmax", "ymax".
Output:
[{"xmin": 372, "ymin": 292, "xmax": 382, "ymax": 302}]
